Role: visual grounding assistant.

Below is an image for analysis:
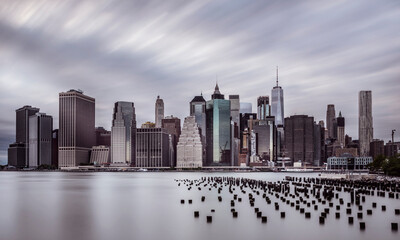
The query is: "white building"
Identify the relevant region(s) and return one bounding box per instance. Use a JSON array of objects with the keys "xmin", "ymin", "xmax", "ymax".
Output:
[
  {"xmin": 90, "ymin": 146, "xmax": 110, "ymax": 165},
  {"xmin": 177, "ymin": 116, "xmax": 203, "ymax": 168}
]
